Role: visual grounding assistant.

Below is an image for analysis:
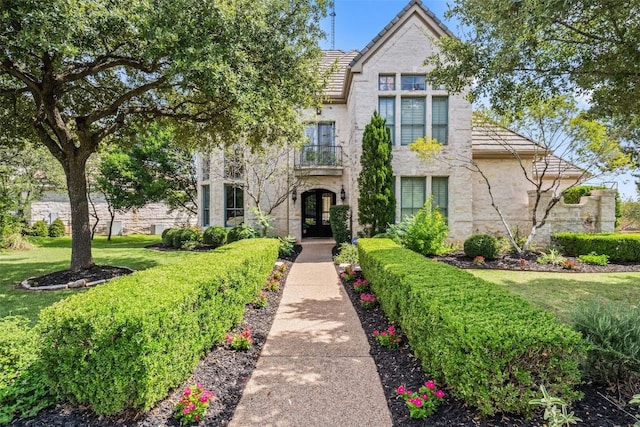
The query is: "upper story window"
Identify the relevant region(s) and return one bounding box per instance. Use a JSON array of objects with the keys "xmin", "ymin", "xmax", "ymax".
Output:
[
  {"xmin": 378, "ymin": 74, "xmax": 395, "ymax": 91},
  {"xmin": 301, "ymin": 122, "xmax": 339, "ymax": 166},
  {"xmin": 401, "ymin": 75, "xmax": 426, "ymax": 91},
  {"xmin": 400, "ymin": 97, "xmax": 425, "ymax": 146},
  {"xmin": 378, "ymin": 98, "xmax": 395, "ymax": 144},
  {"xmin": 432, "ymin": 96, "xmax": 449, "ymax": 145},
  {"xmin": 201, "ymin": 153, "xmax": 210, "ymax": 181},
  {"xmin": 224, "ymin": 146, "xmax": 244, "ymax": 180}
]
